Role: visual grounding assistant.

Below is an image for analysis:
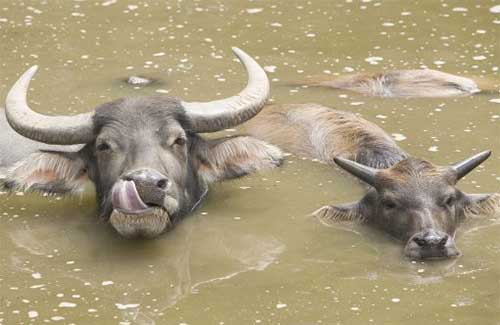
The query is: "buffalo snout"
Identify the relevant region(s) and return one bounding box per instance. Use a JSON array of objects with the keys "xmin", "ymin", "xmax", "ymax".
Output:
[
  {"xmin": 109, "ymin": 168, "xmax": 175, "ymax": 238},
  {"xmin": 122, "ymin": 169, "xmax": 170, "ymax": 206},
  {"xmin": 112, "ymin": 168, "xmax": 171, "ymax": 214},
  {"xmin": 404, "ymin": 229, "xmax": 460, "ymax": 260}
]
